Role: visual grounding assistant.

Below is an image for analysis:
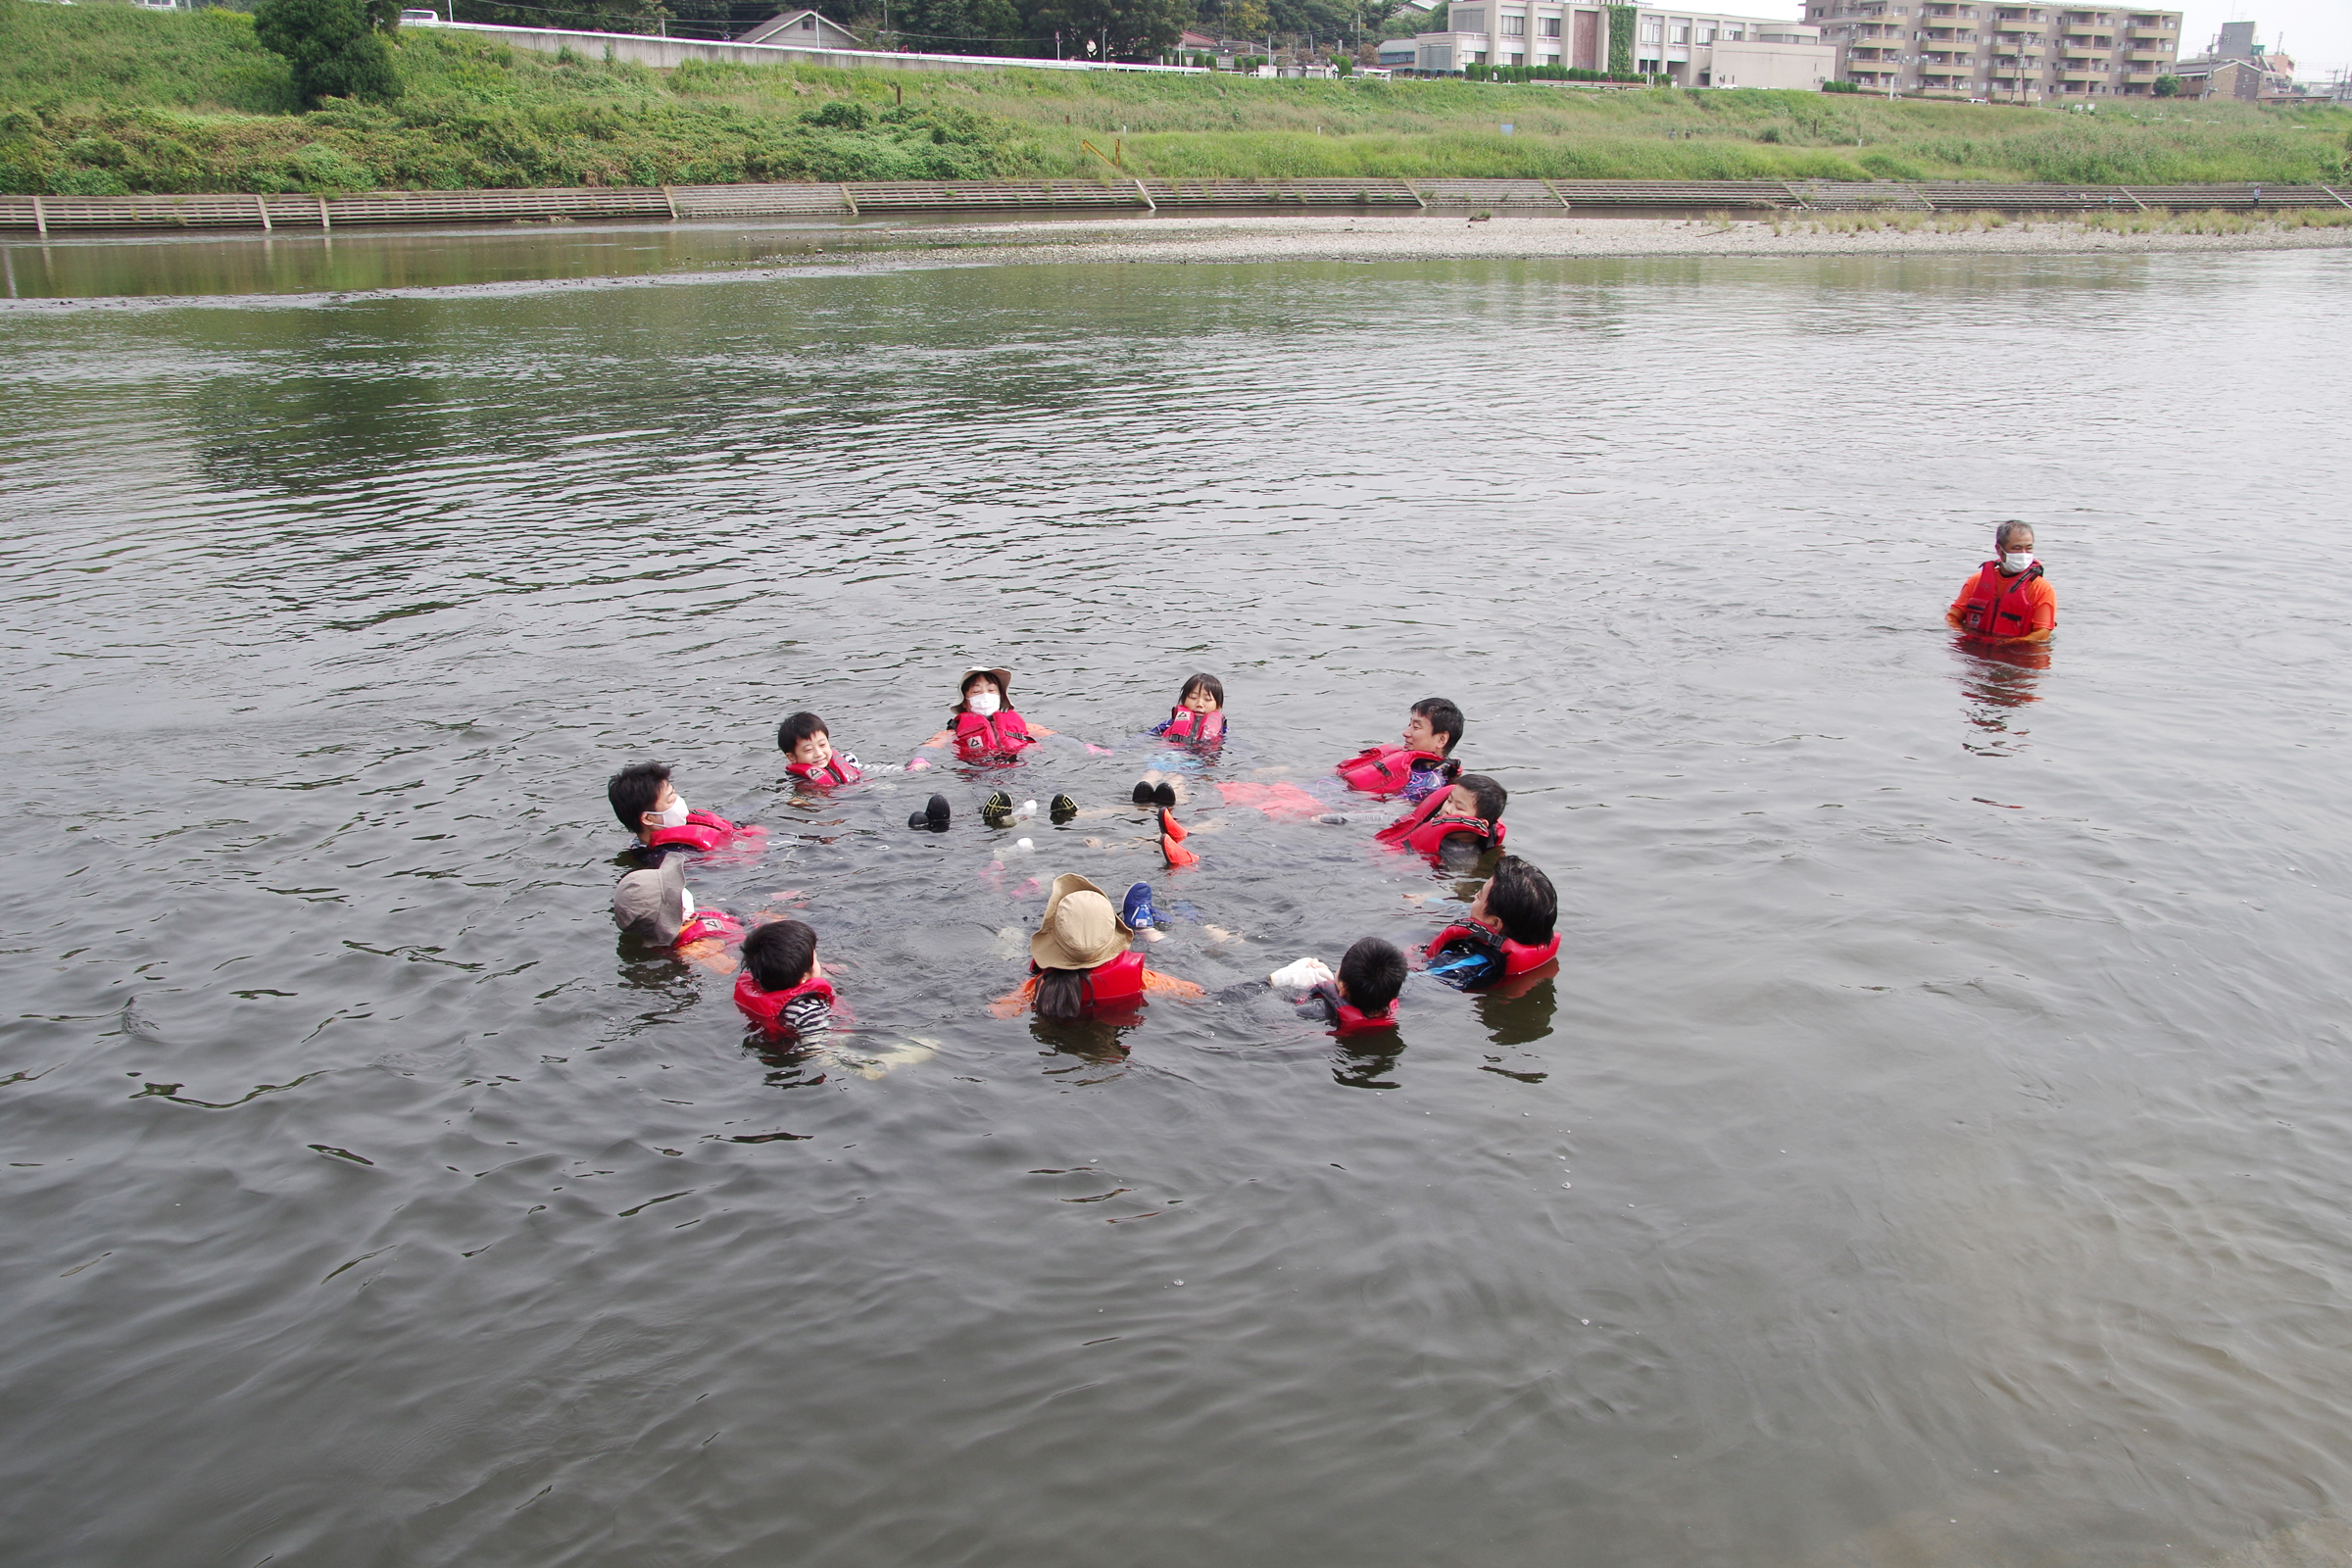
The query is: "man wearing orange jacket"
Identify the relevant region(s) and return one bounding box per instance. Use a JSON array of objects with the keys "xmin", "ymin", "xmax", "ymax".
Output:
[{"xmin": 1947, "ymin": 520, "xmax": 2055, "ymax": 645}]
